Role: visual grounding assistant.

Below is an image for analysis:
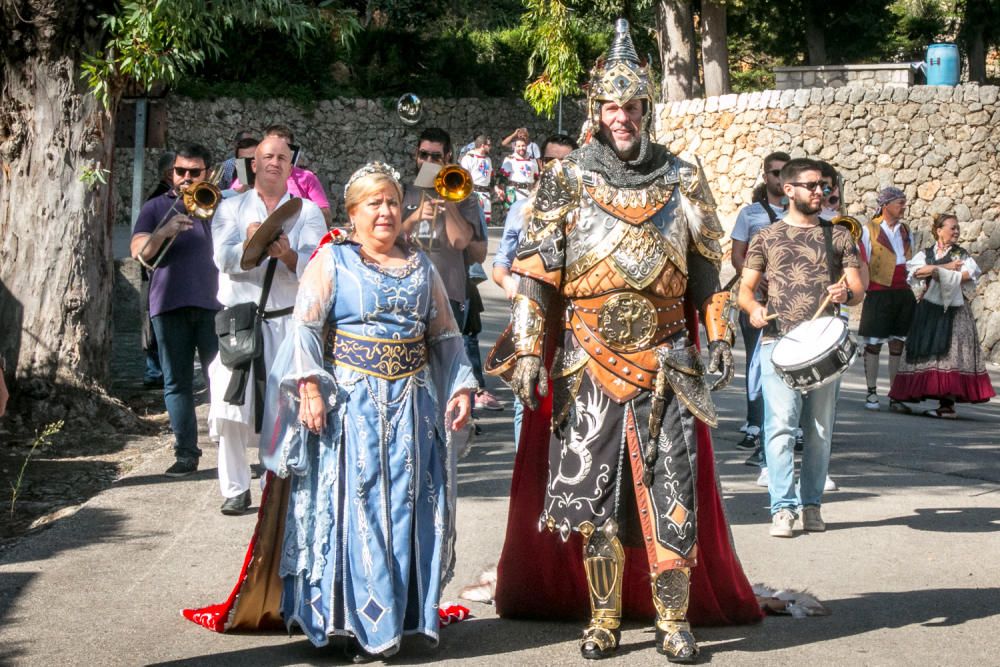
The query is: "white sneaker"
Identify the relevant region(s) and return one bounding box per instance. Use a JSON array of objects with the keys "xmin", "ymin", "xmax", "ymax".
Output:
[
  {"xmin": 802, "ymin": 506, "xmax": 826, "ymax": 532},
  {"xmin": 756, "ymin": 468, "xmax": 770, "ymax": 487},
  {"xmin": 739, "ymin": 421, "xmax": 749, "ymax": 434},
  {"xmin": 824, "ymin": 476, "xmax": 838, "ymax": 492},
  {"xmin": 769, "ymin": 509, "xmax": 795, "ymax": 538},
  {"xmin": 865, "ymin": 392, "xmax": 880, "ymax": 411}
]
